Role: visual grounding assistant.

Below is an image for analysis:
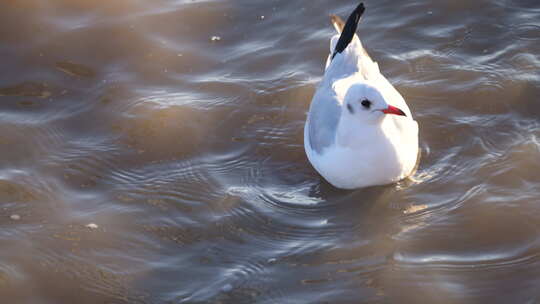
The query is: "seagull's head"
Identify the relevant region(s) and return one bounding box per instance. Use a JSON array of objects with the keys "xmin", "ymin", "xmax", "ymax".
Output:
[{"xmin": 342, "ymin": 83, "xmax": 406, "ymax": 124}]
